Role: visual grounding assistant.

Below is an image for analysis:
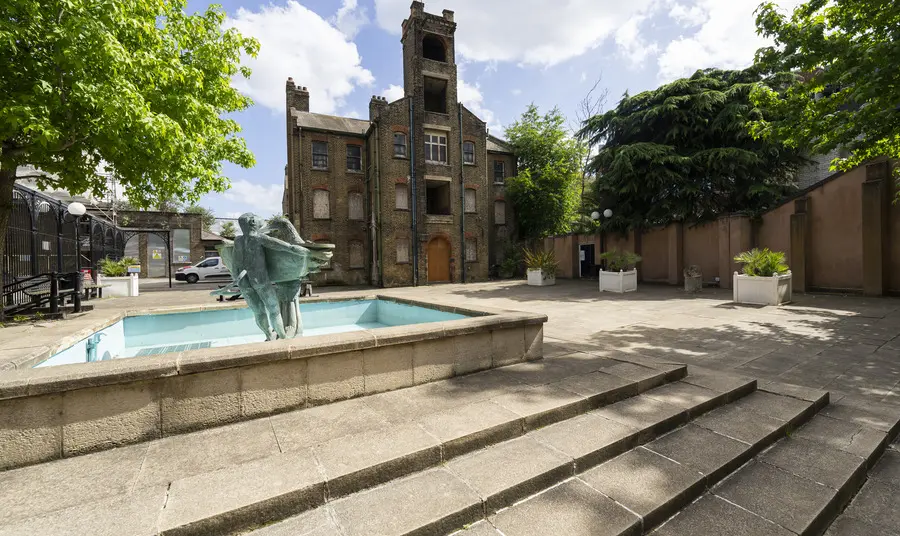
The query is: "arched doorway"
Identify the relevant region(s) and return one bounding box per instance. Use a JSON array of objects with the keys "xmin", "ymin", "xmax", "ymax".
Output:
[{"xmin": 426, "ymin": 236, "xmax": 450, "ymax": 283}]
